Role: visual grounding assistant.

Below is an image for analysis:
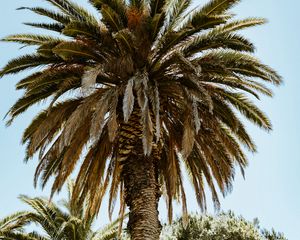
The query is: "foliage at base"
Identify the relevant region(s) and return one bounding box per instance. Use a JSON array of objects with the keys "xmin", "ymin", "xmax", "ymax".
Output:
[{"xmin": 161, "ymin": 212, "xmax": 287, "ymax": 240}]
